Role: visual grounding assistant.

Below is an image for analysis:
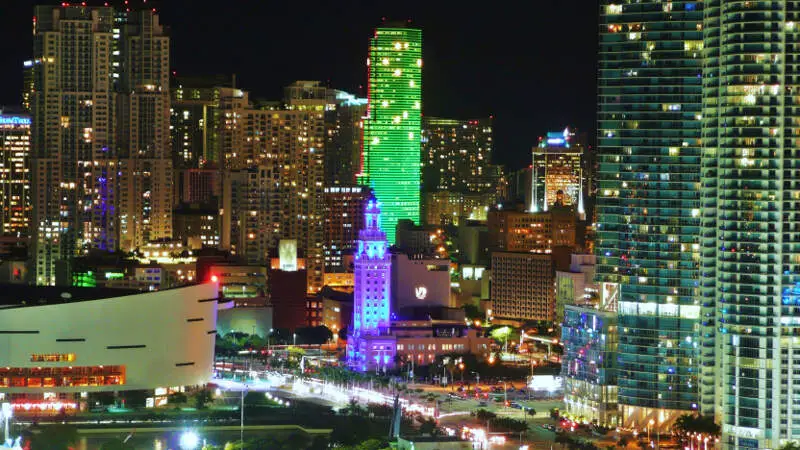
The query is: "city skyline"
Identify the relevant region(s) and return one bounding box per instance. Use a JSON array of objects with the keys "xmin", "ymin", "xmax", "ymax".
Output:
[
  {"xmin": 0, "ymin": 0, "xmax": 597, "ymax": 171},
  {"xmin": 1, "ymin": 1, "xmax": 760, "ymax": 449}
]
